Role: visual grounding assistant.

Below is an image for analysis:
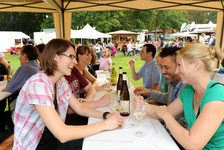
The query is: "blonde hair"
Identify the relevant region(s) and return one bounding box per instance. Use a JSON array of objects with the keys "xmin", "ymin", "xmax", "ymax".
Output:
[
  {"xmin": 177, "ymin": 43, "xmax": 224, "ymax": 73},
  {"xmin": 102, "ymin": 48, "xmax": 111, "ymax": 58}
]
